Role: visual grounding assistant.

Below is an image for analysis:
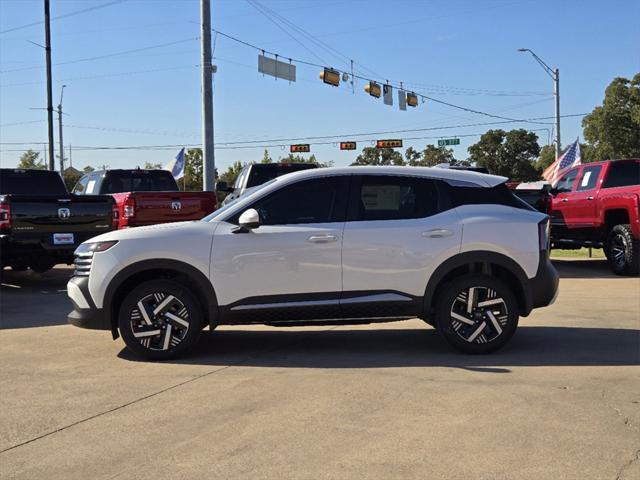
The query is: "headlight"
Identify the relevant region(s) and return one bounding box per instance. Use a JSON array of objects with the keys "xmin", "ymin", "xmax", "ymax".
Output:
[{"xmin": 75, "ymin": 240, "xmax": 118, "ymax": 255}]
